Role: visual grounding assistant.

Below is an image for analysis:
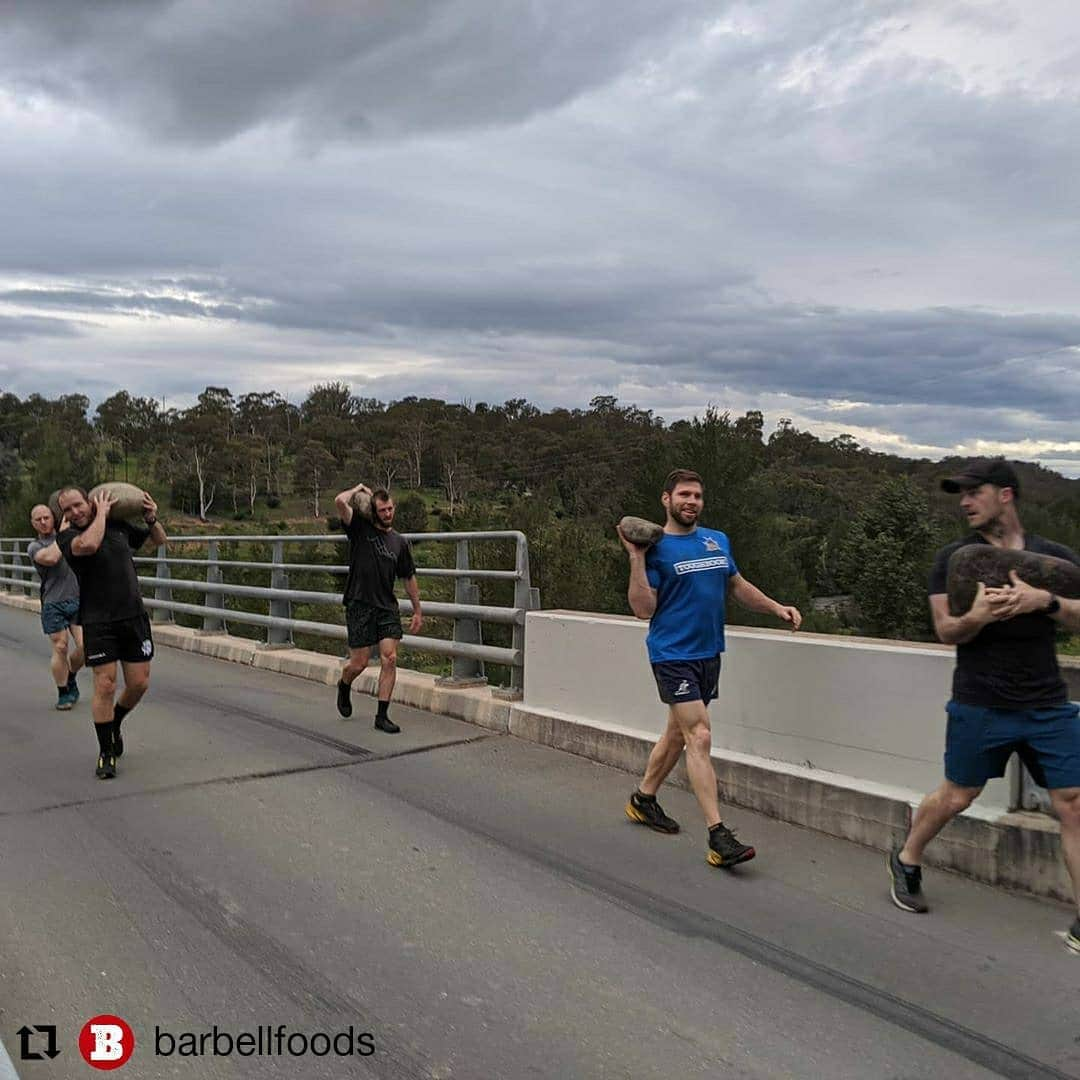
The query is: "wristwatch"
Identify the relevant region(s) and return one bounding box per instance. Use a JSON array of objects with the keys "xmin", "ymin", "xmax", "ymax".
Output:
[
  {"xmin": 144, "ymin": 515, "xmax": 158, "ymax": 527},
  {"xmin": 1043, "ymin": 595, "xmax": 1061, "ymax": 616}
]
